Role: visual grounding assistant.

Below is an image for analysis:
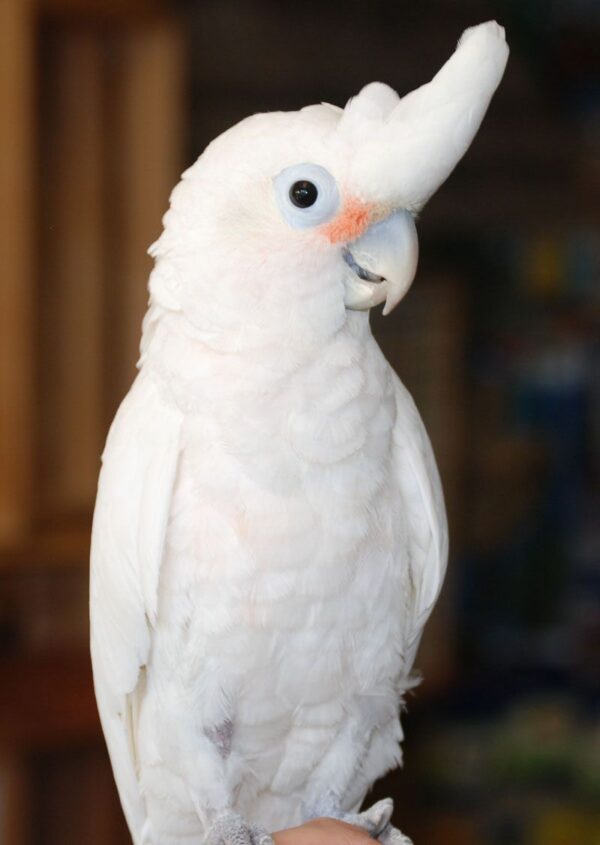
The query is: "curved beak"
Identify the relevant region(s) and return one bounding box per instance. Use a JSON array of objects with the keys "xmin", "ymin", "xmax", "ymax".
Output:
[{"xmin": 343, "ymin": 210, "xmax": 419, "ymax": 316}]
